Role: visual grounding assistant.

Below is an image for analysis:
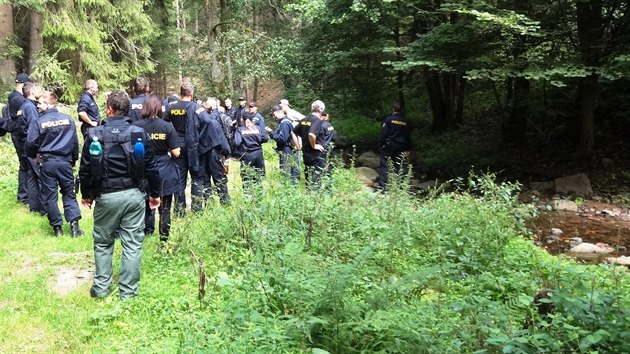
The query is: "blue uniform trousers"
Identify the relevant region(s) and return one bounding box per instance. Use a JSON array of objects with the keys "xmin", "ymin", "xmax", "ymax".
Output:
[
  {"xmin": 303, "ymin": 151, "xmax": 325, "ymax": 191},
  {"xmin": 378, "ymin": 150, "xmax": 406, "ymax": 190},
  {"xmin": 173, "ymin": 148, "xmax": 206, "ymax": 214},
  {"xmin": 27, "ymin": 157, "xmax": 45, "ymax": 214},
  {"xmin": 279, "ymin": 151, "xmax": 300, "ymax": 186},
  {"xmin": 241, "ymin": 151, "xmax": 265, "ymax": 190},
  {"xmin": 204, "ymin": 149, "xmax": 230, "ymax": 205},
  {"xmin": 11, "ymin": 136, "xmax": 28, "ymax": 203},
  {"xmin": 41, "ymin": 157, "xmax": 81, "ymax": 226}
]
